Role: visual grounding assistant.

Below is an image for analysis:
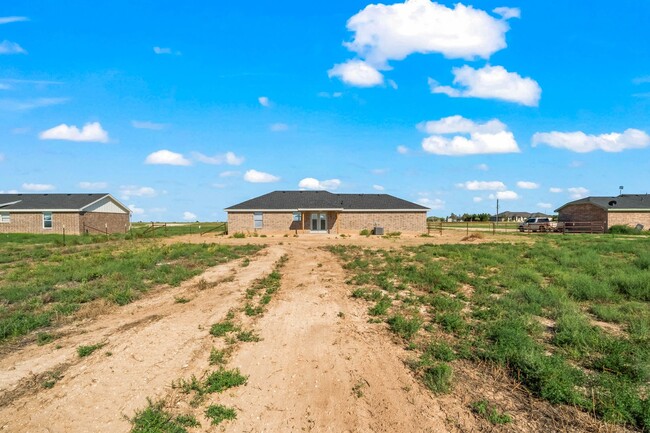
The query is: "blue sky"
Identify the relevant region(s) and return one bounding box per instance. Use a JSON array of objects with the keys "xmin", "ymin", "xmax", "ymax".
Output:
[{"xmin": 1, "ymin": 1, "xmax": 649, "ymax": 221}]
